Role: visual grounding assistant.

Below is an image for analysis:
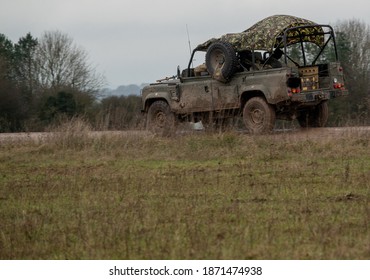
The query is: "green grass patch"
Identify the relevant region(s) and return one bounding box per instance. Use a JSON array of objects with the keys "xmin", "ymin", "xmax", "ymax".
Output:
[{"xmin": 0, "ymin": 131, "xmax": 369, "ymax": 259}]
